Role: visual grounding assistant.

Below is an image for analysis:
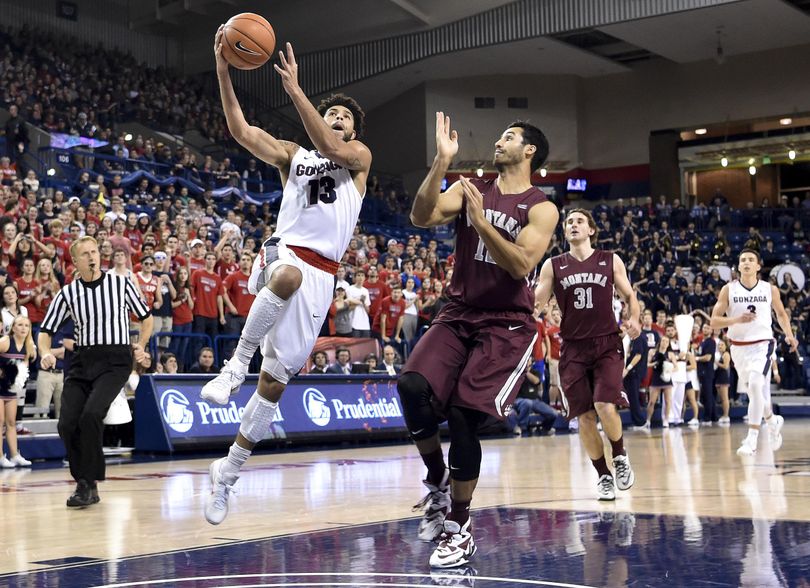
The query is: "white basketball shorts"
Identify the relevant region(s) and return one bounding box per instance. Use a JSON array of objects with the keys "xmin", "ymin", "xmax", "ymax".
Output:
[
  {"xmin": 730, "ymin": 340, "xmax": 775, "ymax": 390},
  {"xmin": 248, "ymin": 238, "xmax": 334, "ymax": 384}
]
